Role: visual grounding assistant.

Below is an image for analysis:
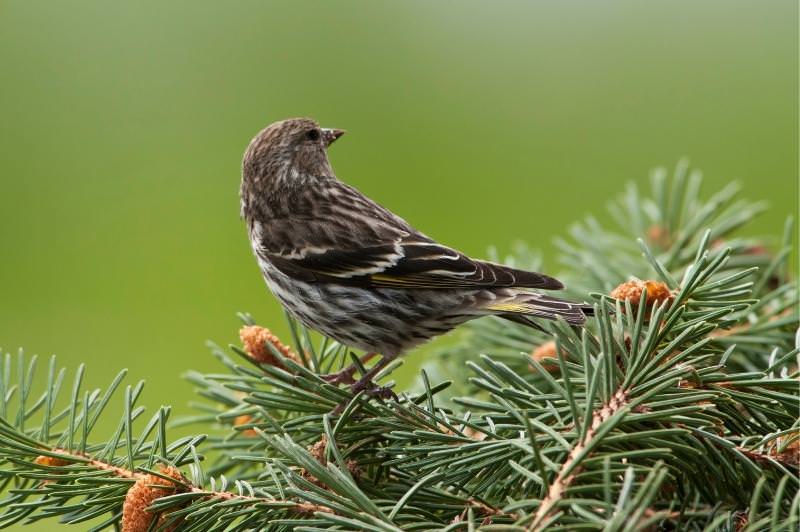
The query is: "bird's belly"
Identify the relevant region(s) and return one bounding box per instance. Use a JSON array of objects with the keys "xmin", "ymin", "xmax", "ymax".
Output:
[{"xmin": 260, "ymin": 265, "xmax": 474, "ymax": 355}]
